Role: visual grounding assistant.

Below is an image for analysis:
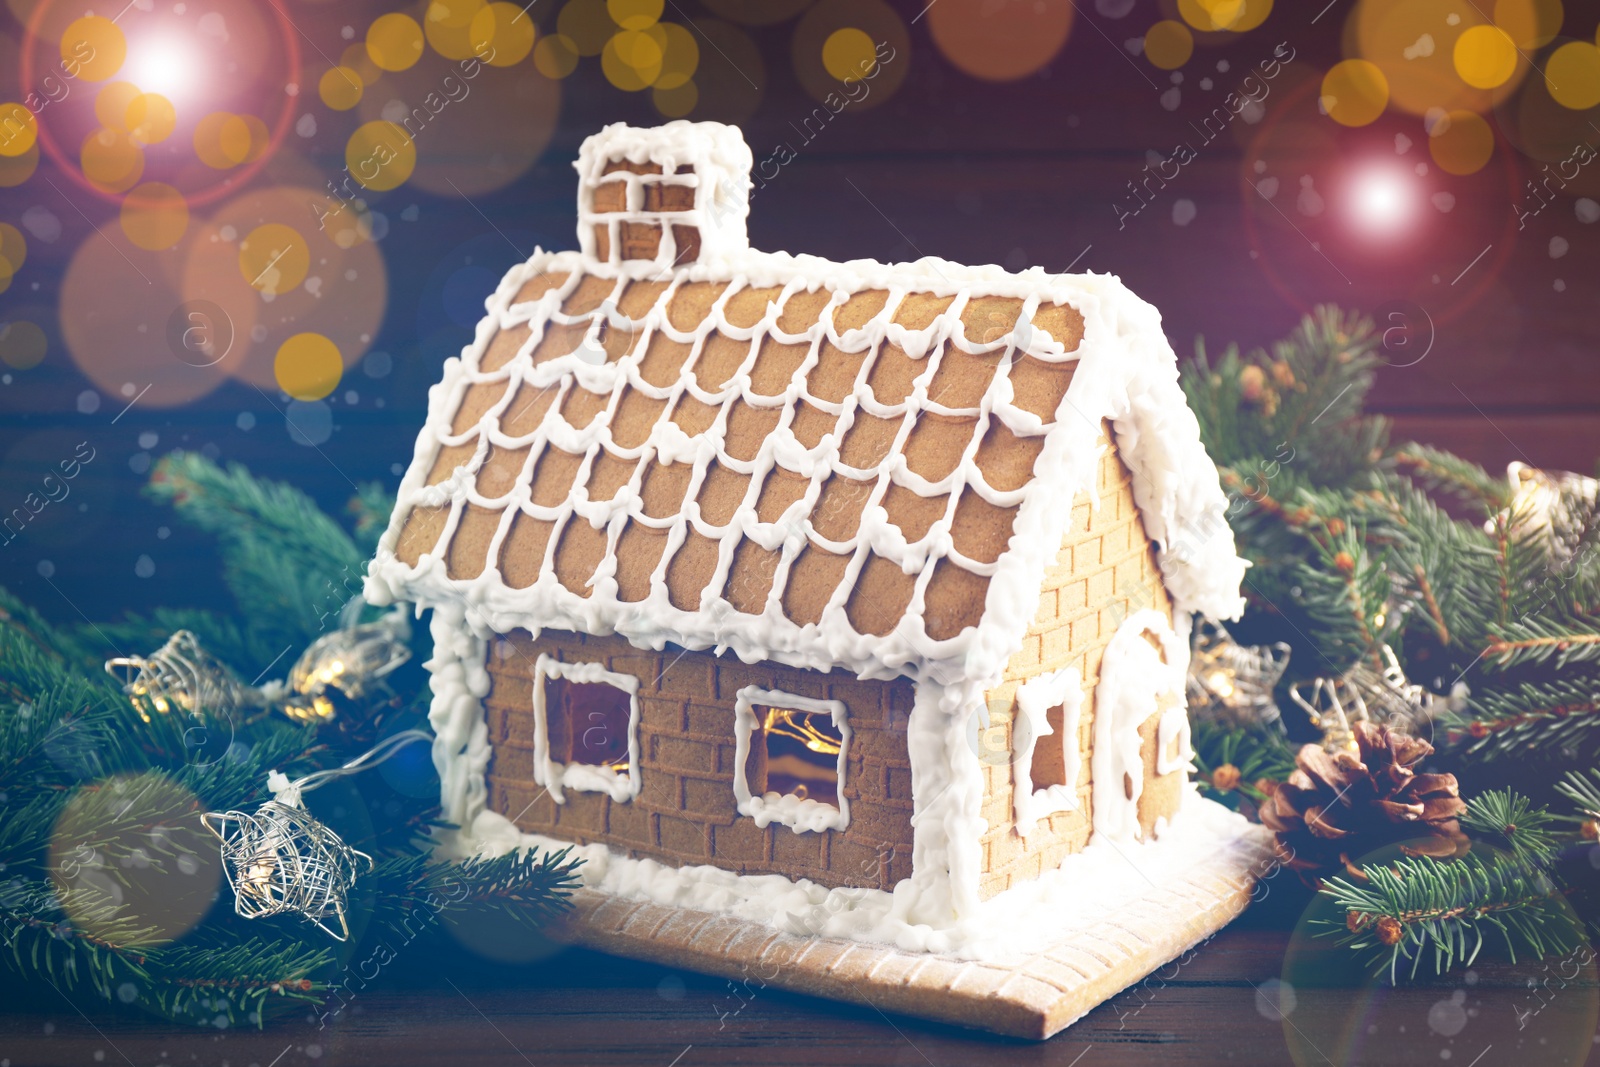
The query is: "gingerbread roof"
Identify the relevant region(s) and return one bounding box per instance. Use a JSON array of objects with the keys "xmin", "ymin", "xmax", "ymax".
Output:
[{"xmin": 367, "ymin": 122, "xmax": 1246, "ymax": 692}]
